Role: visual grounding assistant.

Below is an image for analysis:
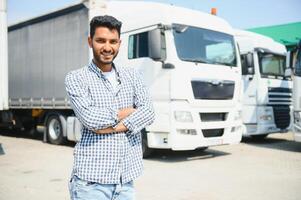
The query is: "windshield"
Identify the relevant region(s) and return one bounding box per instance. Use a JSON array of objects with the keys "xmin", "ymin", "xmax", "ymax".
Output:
[
  {"xmin": 172, "ymin": 24, "xmax": 237, "ymax": 67},
  {"xmin": 258, "ymin": 52, "xmax": 286, "ymax": 77}
]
